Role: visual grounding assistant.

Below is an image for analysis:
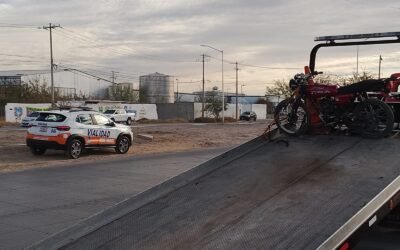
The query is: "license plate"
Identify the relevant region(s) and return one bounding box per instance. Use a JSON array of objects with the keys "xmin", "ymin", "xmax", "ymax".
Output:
[{"xmin": 39, "ymin": 126, "xmax": 48, "ymax": 132}]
